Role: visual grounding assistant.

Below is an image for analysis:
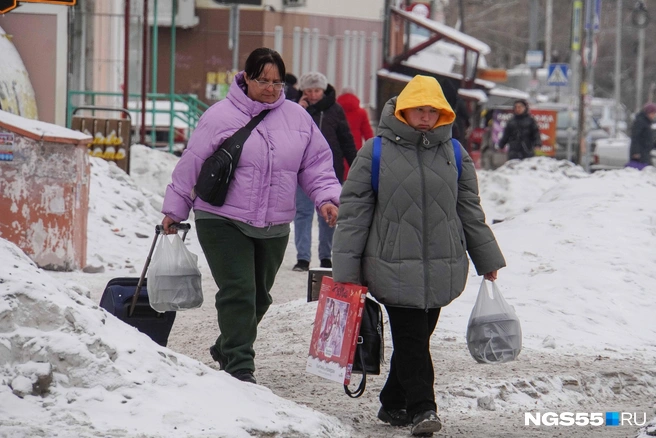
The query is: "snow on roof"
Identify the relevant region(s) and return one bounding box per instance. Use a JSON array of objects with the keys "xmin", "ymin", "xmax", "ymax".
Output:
[
  {"xmin": 127, "ymin": 101, "xmax": 192, "ymax": 129},
  {"xmin": 391, "ymin": 6, "xmax": 491, "ymax": 55},
  {"xmin": 0, "ymin": 109, "xmax": 92, "ymax": 145},
  {"xmin": 406, "ymin": 34, "xmax": 489, "ymax": 75},
  {"xmin": 377, "ymin": 68, "xmax": 414, "ymax": 83},
  {"xmin": 378, "ymin": 68, "xmax": 498, "ymax": 100},
  {"xmin": 458, "ymin": 88, "xmax": 488, "ymax": 103},
  {"xmin": 489, "ymin": 86, "xmax": 530, "ymax": 100}
]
